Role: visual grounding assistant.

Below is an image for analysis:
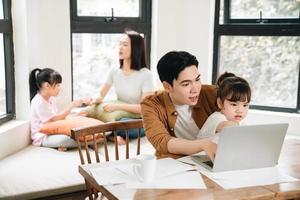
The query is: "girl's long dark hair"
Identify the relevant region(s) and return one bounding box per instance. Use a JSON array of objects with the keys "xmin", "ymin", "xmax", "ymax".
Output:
[
  {"xmin": 29, "ymin": 68, "xmax": 62, "ymax": 101},
  {"xmin": 119, "ymin": 30, "xmax": 147, "ymax": 70},
  {"xmin": 216, "ymin": 72, "xmax": 251, "ymax": 103}
]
